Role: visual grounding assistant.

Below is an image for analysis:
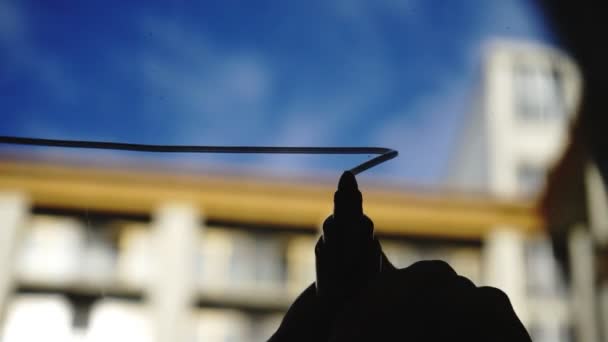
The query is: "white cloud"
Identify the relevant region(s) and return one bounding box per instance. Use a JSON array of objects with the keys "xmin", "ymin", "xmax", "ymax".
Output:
[
  {"xmin": 134, "ymin": 11, "xmax": 393, "ymax": 168},
  {"xmin": 136, "ymin": 17, "xmax": 274, "ymax": 145}
]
